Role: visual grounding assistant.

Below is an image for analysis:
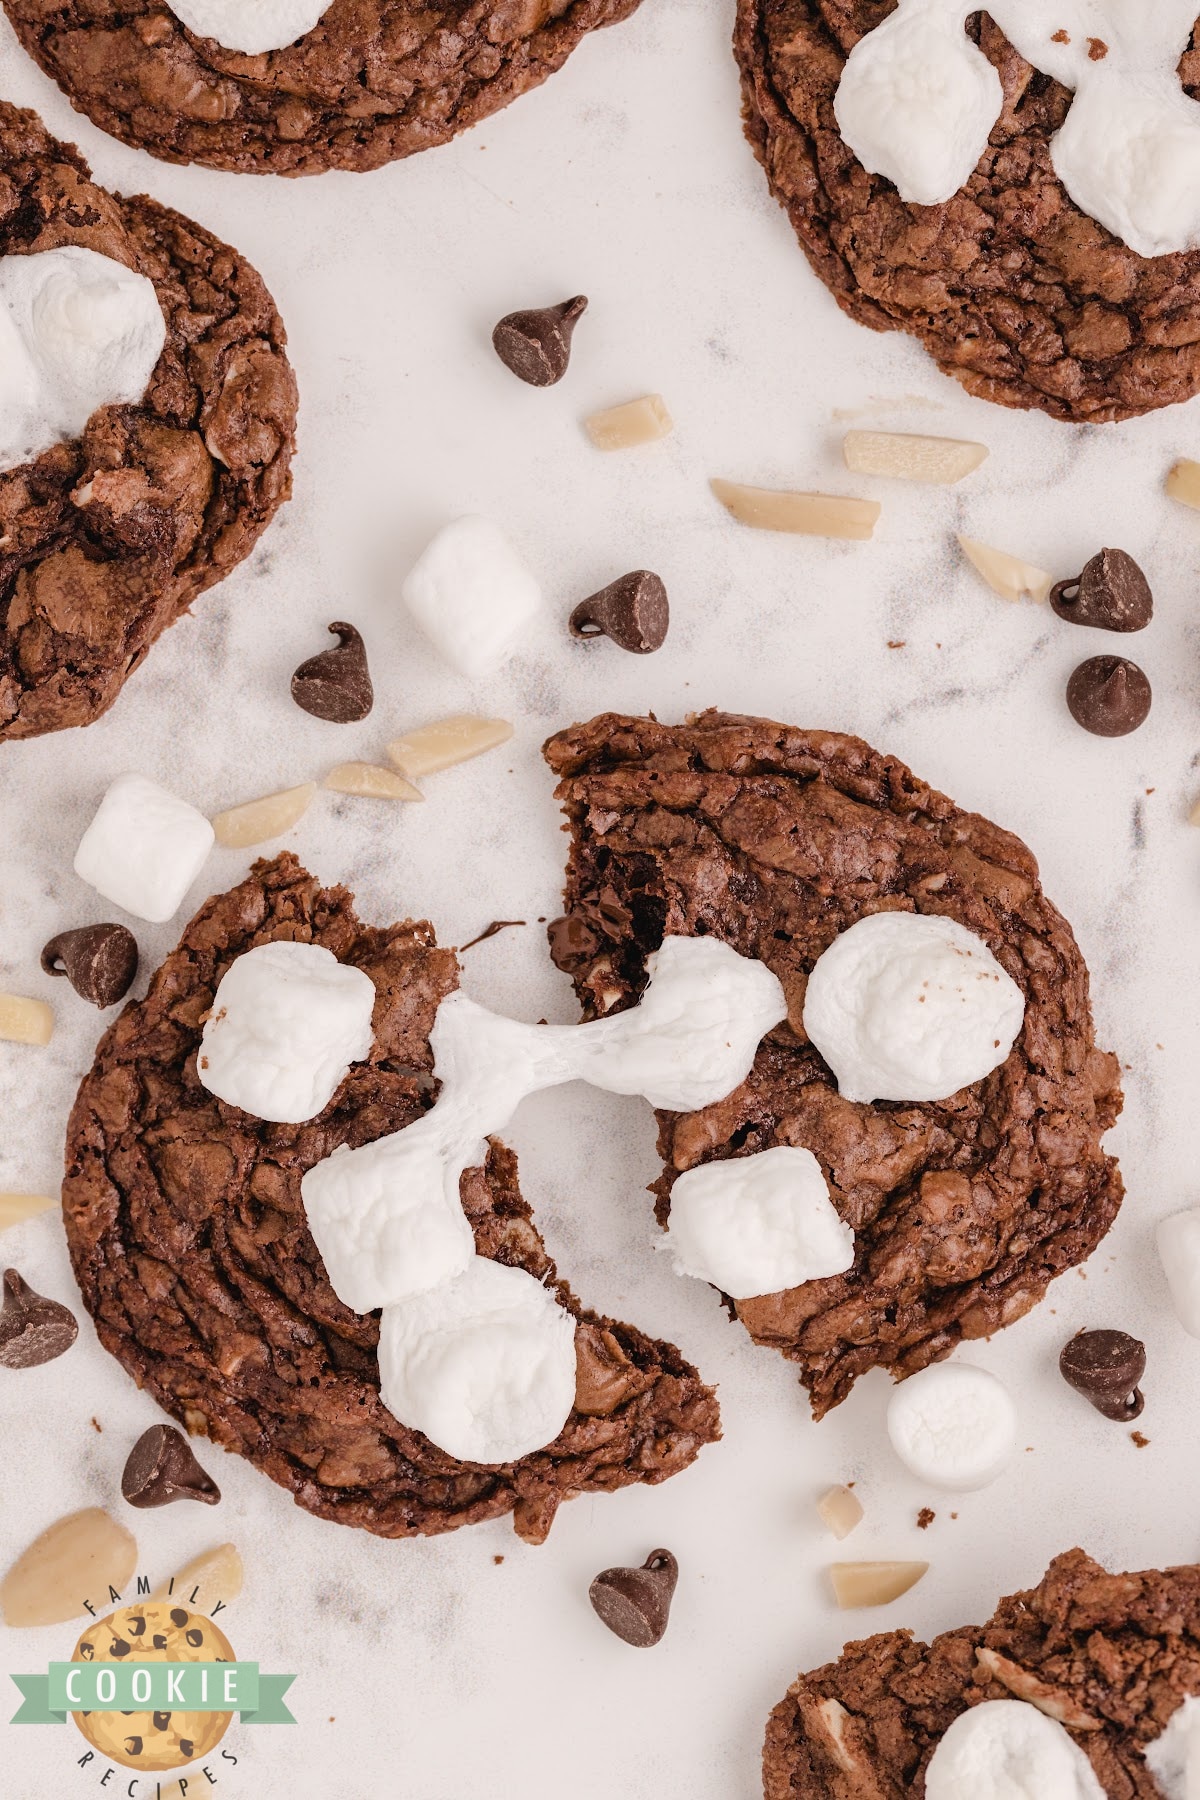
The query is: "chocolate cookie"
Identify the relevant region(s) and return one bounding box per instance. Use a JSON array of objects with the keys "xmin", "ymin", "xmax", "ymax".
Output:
[
  {"xmin": 0, "ymin": 103, "xmax": 296, "ymax": 741},
  {"xmin": 544, "ymin": 712, "xmax": 1123, "ymax": 1419},
  {"xmin": 62, "ymin": 853, "xmax": 720, "ymax": 1544},
  {"xmin": 763, "ymin": 1549, "xmax": 1200, "ymax": 1797},
  {"xmin": 2, "ymin": 0, "xmax": 643, "ymax": 177},
  {"xmin": 733, "ymin": 3, "xmax": 1200, "ymax": 422}
]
